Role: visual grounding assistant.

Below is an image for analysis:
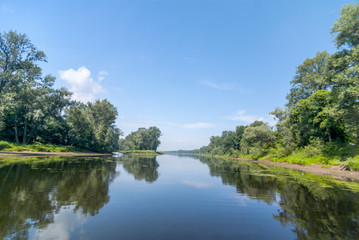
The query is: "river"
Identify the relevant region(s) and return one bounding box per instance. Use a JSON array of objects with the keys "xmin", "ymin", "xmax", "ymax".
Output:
[{"xmin": 1, "ymin": 154, "xmax": 358, "ymax": 239}]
